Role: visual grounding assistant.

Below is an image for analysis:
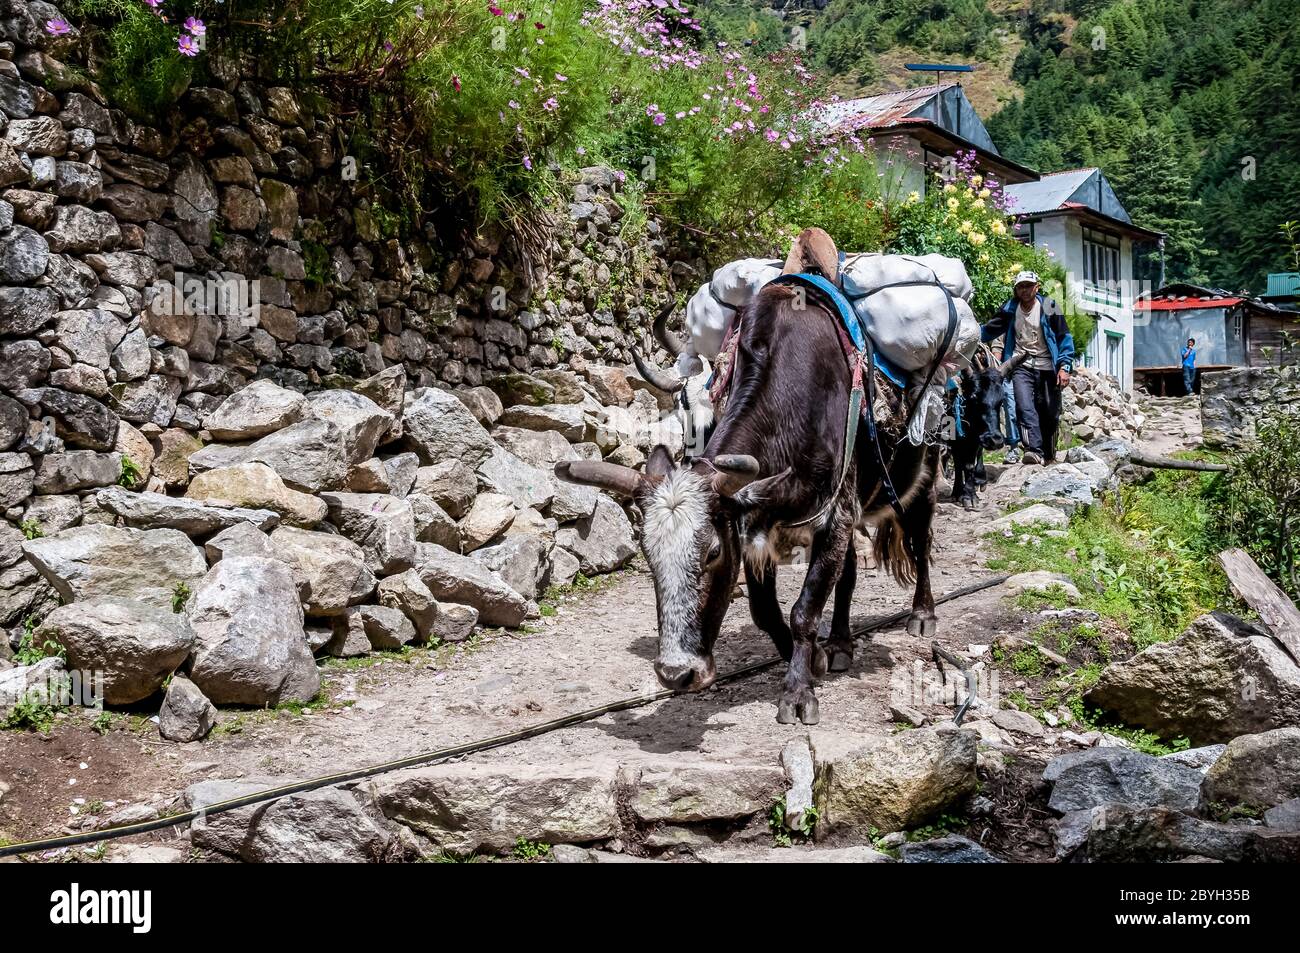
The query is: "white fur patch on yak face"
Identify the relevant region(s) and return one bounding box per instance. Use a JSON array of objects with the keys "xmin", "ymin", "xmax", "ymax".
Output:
[{"xmin": 640, "ymin": 470, "xmax": 713, "ymax": 666}]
